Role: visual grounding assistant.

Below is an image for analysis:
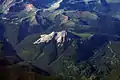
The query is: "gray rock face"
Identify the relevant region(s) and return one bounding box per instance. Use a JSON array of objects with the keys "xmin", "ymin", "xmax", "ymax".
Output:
[{"xmin": 34, "ymin": 30, "xmax": 68, "ymax": 46}]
